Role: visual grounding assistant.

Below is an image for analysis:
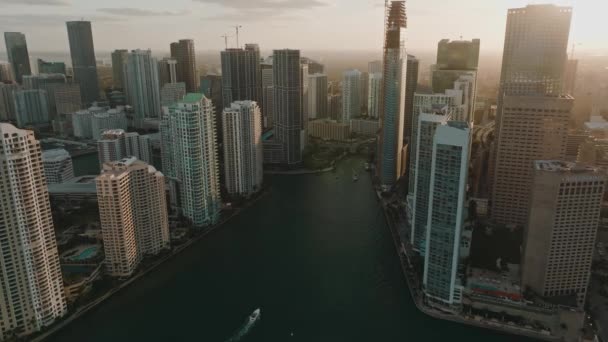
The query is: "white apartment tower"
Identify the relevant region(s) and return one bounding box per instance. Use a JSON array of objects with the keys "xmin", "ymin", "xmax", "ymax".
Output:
[
  {"xmin": 42, "ymin": 148, "xmax": 75, "ymax": 184},
  {"xmin": 0, "ymin": 123, "xmax": 67, "ymax": 339},
  {"xmin": 222, "ymin": 101, "xmax": 264, "ymax": 196},
  {"xmin": 341, "ymin": 69, "xmax": 361, "ymax": 123},
  {"xmin": 368, "ymin": 72, "xmax": 382, "ymax": 119}
]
